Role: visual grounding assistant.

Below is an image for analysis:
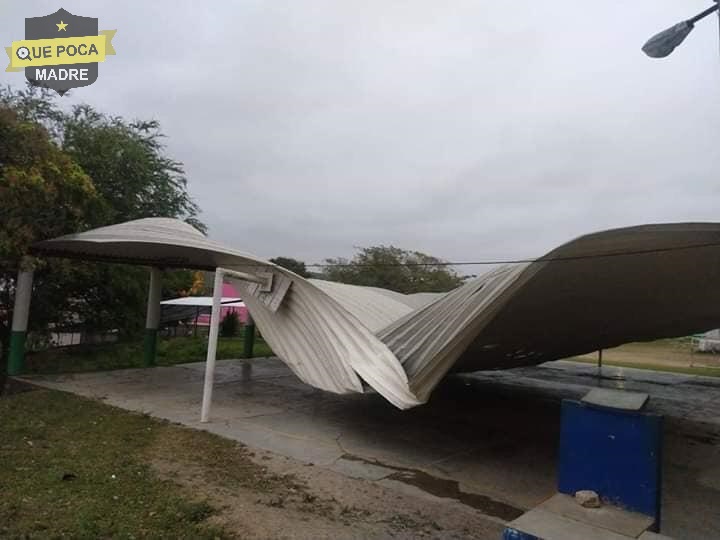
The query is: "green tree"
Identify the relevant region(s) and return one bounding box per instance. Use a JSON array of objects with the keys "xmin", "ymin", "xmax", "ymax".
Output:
[
  {"xmin": 0, "ymin": 85, "xmax": 205, "ymax": 373},
  {"xmin": 0, "ymin": 104, "xmax": 99, "ymax": 380},
  {"xmin": 61, "ymin": 105, "xmax": 203, "ymax": 230},
  {"xmin": 57, "ymin": 103, "xmax": 205, "ymax": 336},
  {"xmin": 162, "ymin": 270, "xmax": 206, "ymax": 299},
  {"xmin": 269, "ymin": 257, "xmax": 310, "ymax": 278},
  {"xmin": 321, "ymin": 246, "xmax": 465, "ymax": 294}
]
